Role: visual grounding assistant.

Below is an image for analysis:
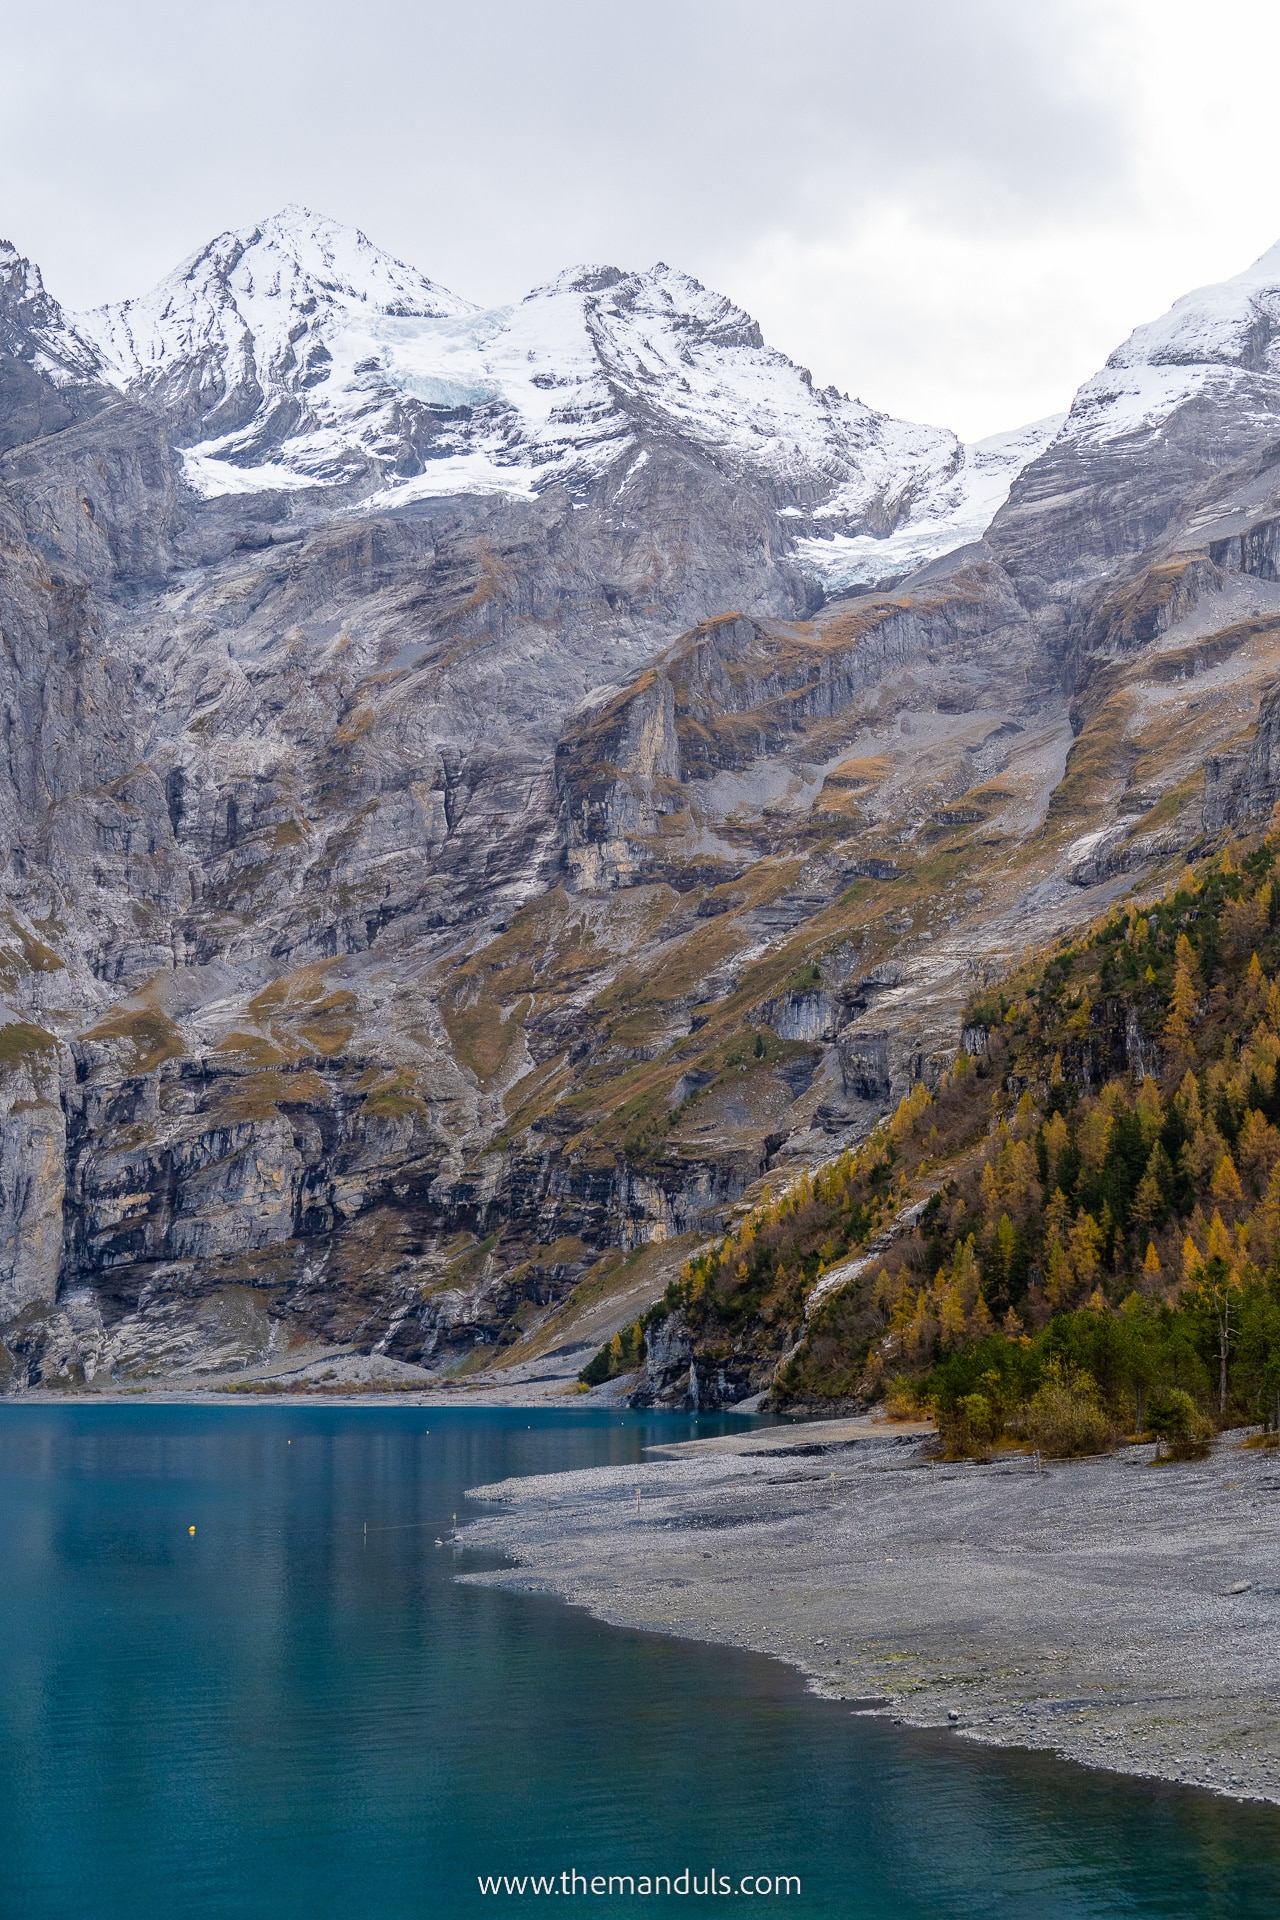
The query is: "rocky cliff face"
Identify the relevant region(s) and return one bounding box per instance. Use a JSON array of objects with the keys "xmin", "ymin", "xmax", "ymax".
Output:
[{"xmin": 5, "ymin": 213, "xmax": 1280, "ymax": 1394}]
